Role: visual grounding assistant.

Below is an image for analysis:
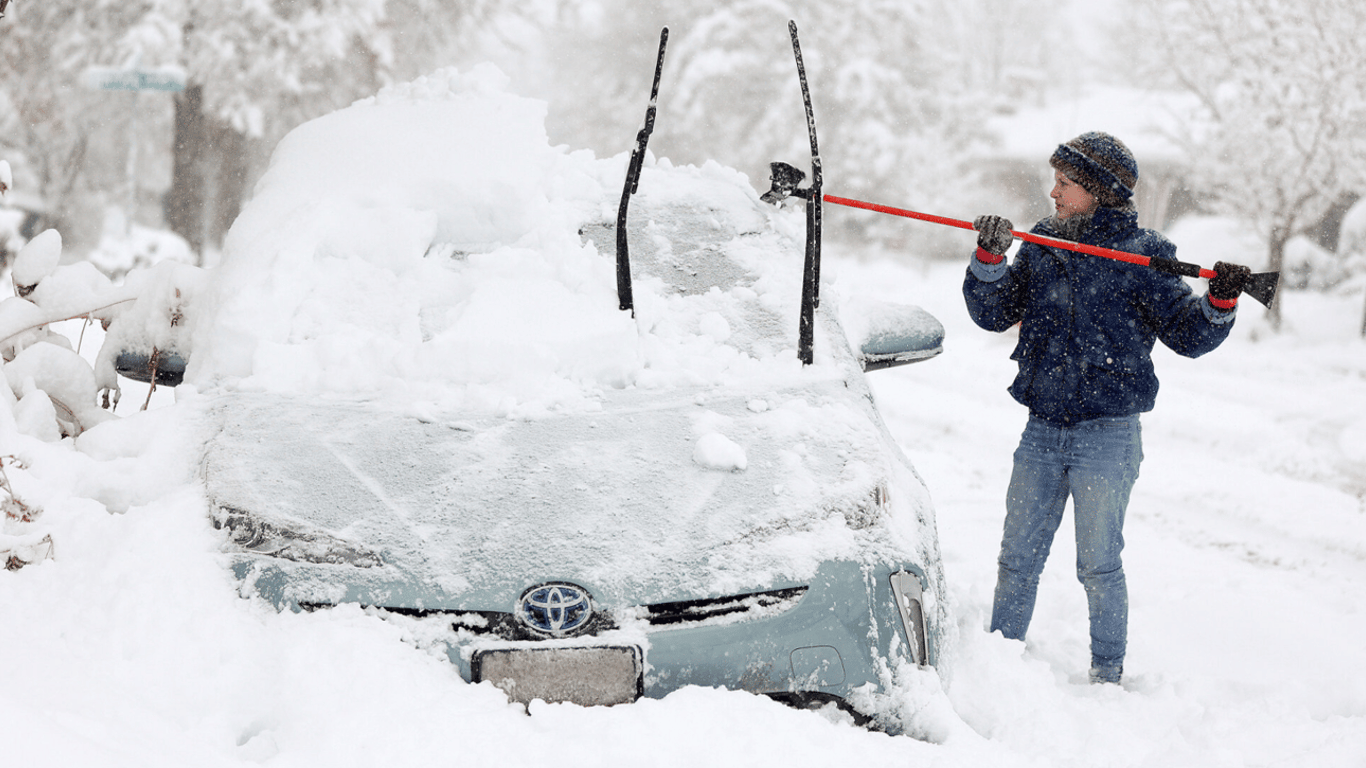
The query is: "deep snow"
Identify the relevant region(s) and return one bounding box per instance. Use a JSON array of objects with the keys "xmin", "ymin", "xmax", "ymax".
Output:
[{"xmin": 2, "ymin": 65, "xmax": 1365, "ymax": 766}]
